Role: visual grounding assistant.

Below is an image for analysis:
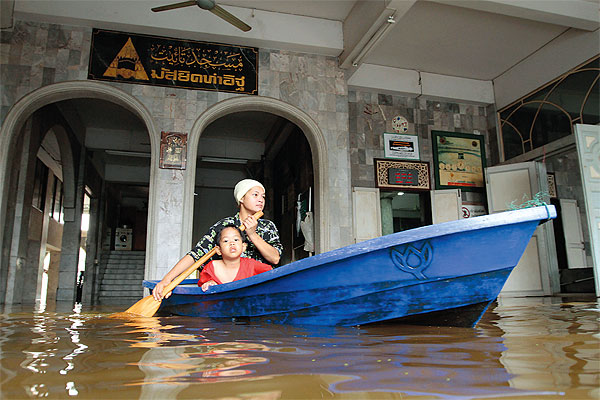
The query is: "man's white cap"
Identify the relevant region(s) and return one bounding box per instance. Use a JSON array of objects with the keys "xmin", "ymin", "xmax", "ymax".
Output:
[{"xmin": 234, "ymin": 179, "xmax": 265, "ymax": 205}]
